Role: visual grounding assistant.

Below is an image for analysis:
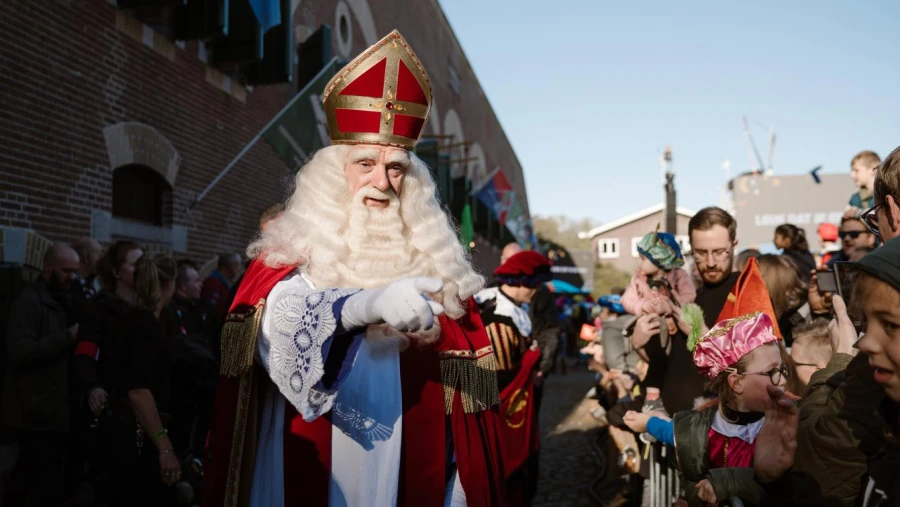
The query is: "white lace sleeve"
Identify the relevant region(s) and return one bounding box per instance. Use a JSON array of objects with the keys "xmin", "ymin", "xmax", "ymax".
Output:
[{"xmin": 258, "ymin": 273, "xmax": 360, "ymax": 421}]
